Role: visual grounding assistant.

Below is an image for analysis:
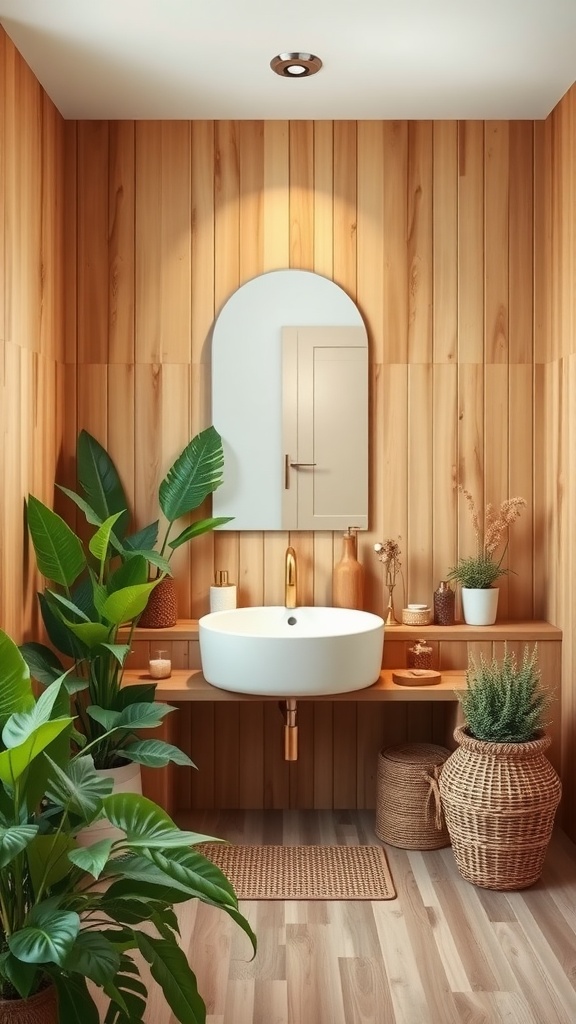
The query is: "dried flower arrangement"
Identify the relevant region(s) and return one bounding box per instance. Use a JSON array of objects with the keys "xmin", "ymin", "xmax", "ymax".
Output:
[
  {"xmin": 447, "ymin": 487, "xmax": 527, "ymax": 589},
  {"xmin": 374, "ymin": 537, "xmax": 404, "ymax": 624},
  {"xmin": 374, "ymin": 537, "xmax": 403, "ymax": 587}
]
